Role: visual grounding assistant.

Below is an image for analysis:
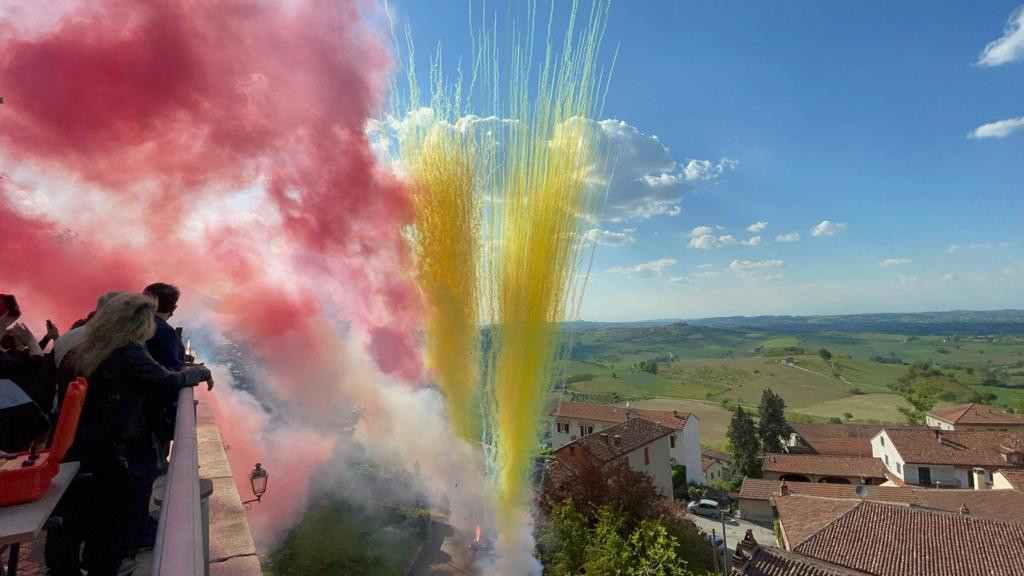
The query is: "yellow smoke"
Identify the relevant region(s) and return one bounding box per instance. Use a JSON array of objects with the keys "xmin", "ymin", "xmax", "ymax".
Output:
[
  {"xmin": 399, "ymin": 2, "xmax": 612, "ymax": 569},
  {"xmin": 404, "ymin": 126, "xmax": 482, "ymax": 441},
  {"xmin": 484, "ymin": 1, "xmax": 609, "ymax": 559}
]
